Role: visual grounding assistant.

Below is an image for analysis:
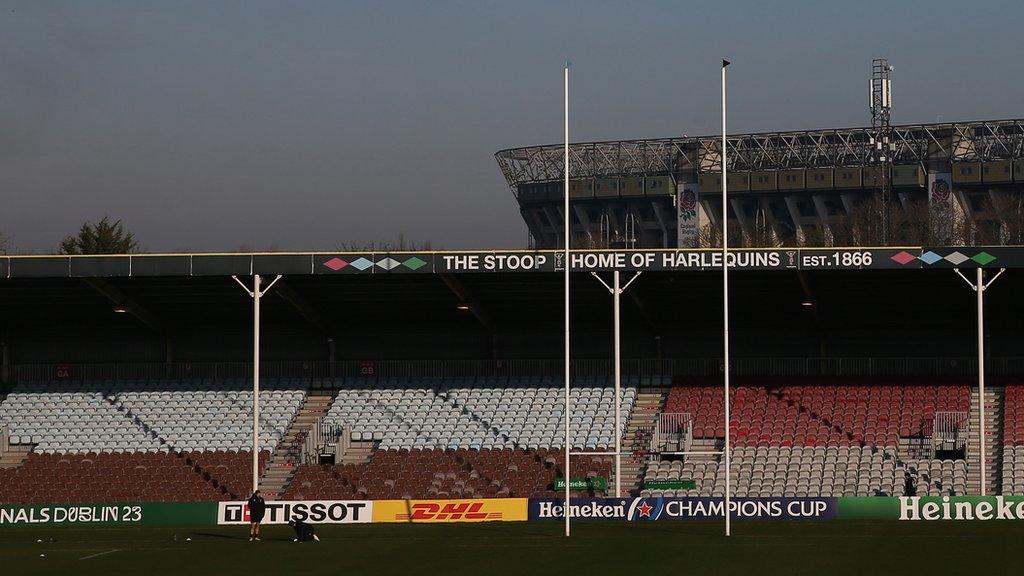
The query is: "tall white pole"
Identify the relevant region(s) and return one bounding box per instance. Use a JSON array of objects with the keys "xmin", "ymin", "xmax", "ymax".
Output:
[
  {"xmin": 721, "ymin": 59, "xmax": 731, "ymax": 537},
  {"xmin": 563, "ymin": 63, "xmax": 572, "ymax": 537},
  {"xmin": 977, "ymin": 267, "xmax": 986, "ymax": 496},
  {"xmin": 252, "ymin": 274, "xmax": 262, "ymax": 495},
  {"xmin": 613, "ymin": 270, "xmax": 622, "ymax": 498}
]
